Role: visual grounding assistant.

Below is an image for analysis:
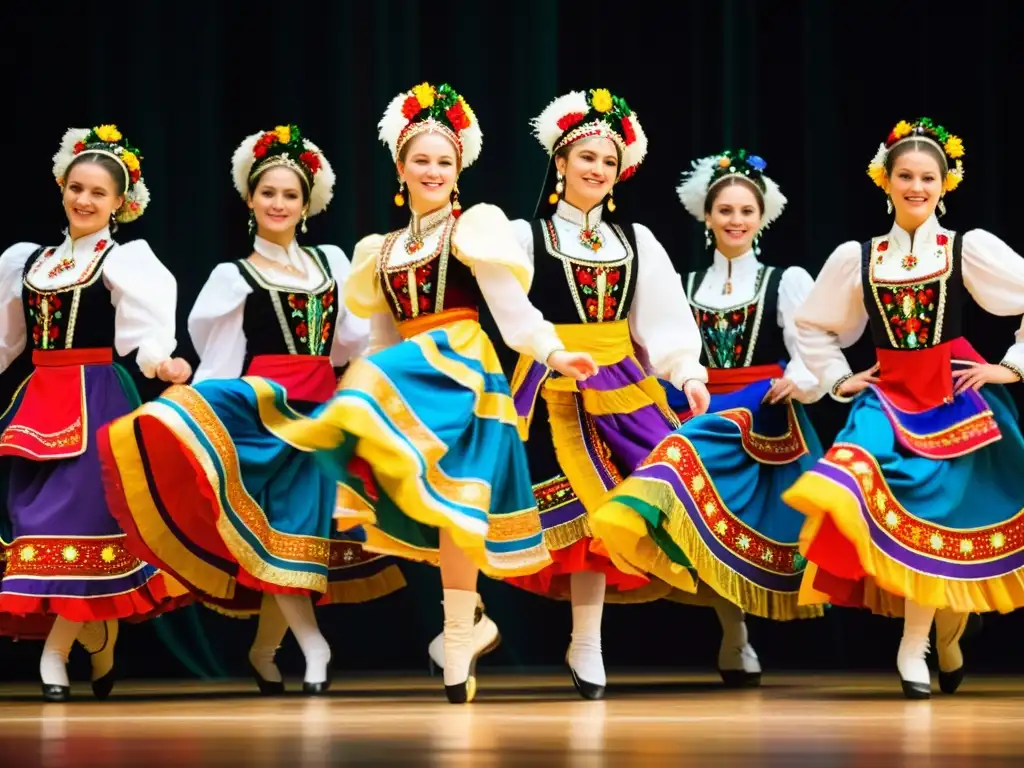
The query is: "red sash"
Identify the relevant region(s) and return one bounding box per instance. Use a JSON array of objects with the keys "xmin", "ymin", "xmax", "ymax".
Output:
[
  {"xmin": 0, "ymin": 348, "xmax": 113, "ymax": 461},
  {"xmin": 706, "ymin": 363, "xmax": 785, "ymax": 395},
  {"xmin": 245, "ymin": 354, "xmax": 337, "ymax": 403}
]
